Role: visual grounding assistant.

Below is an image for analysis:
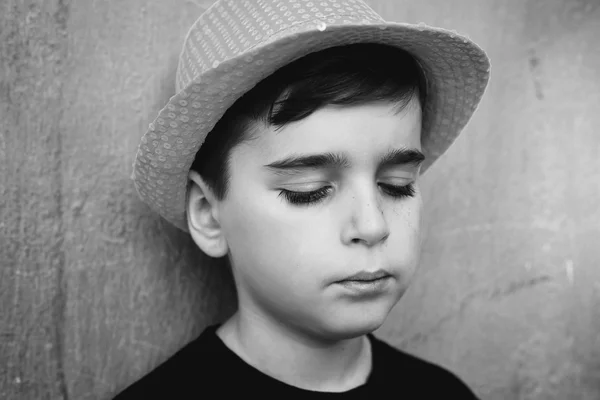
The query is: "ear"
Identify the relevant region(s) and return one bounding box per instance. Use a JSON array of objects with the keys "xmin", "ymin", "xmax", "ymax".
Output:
[{"xmin": 186, "ymin": 170, "xmax": 229, "ymax": 258}]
